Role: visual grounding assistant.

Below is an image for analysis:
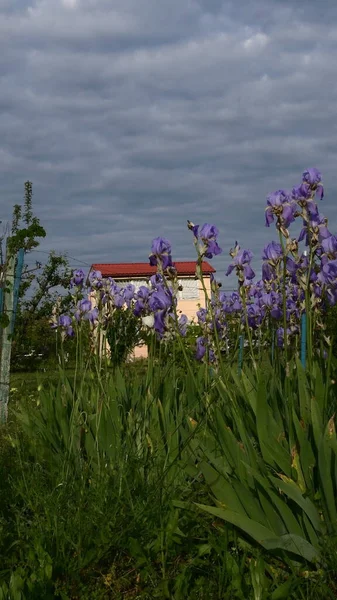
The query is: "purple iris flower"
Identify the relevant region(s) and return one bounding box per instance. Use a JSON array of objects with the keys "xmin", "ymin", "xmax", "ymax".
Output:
[
  {"xmin": 302, "ymin": 168, "xmax": 321, "ymax": 186},
  {"xmin": 303, "ymin": 168, "xmax": 322, "ymax": 185},
  {"xmin": 298, "ymin": 212, "xmax": 331, "ymax": 244},
  {"xmin": 197, "ymin": 307, "xmax": 207, "ymax": 323},
  {"xmin": 209, "ymin": 348, "xmax": 216, "ymax": 363},
  {"xmin": 150, "ymin": 237, "xmax": 171, "ymax": 257},
  {"xmin": 188, "ymin": 222, "xmax": 222, "ymax": 259},
  {"xmin": 149, "ymin": 273, "xmax": 164, "ymax": 288},
  {"xmin": 70, "ymin": 269, "xmax": 86, "ymax": 288},
  {"xmin": 265, "ymin": 189, "xmax": 296, "ymax": 228},
  {"xmin": 302, "ymin": 168, "xmax": 324, "ymax": 200},
  {"xmin": 199, "ymin": 223, "xmax": 223, "ymax": 259},
  {"xmin": 257, "ymin": 292, "xmax": 282, "ymax": 319},
  {"xmin": 137, "ymin": 286, "xmax": 151, "ymax": 300},
  {"xmin": 222, "ymin": 292, "xmax": 242, "ymax": 314},
  {"xmin": 133, "ymin": 285, "xmax": 151, "ymax": 316},
  {"xmin": 114, "ymin": 293, "xmax": 125, "ymax": 308},
  {"xmin": 123, "ymin": 284, "xmax": 136, "ymax": 308},
  {"xmin": 226, "ymin": 249, "xmax": 255, "ymax": 280},
  {"xmin": 322, "ymin": 235, "xmax": 337, "ymax": 257},
  {"xmin": 262, "ymin": 263, "xmax": 276, "ymax": 281},
  {"xmin": 109, "ymin": 280, "xmax": 121, "ymax": 294},
  {"xmin": 286, "ymin": 299, "xmax": 299, "ymax": 319},
  {"xmin": 59, "ymin": 314, "xmax": 72, "ymax": 327},
  {"xmin": 292, "ymin": 182, "xmax": 313, "ymax": 203},
  {"xmin": 276, "ymin": 327, "xmax": 292, "ymax": 348},
  {"xmin": 187, "ymin": 220, "xmax": 199, "ymax": 238},
  {"xmin": 148, "ymin": 289, "xmax": 173, "ymax": 312},
  {"xmin": 134, "ymin": 300, "xmax": 145, "ymax": 317},
  {"xmin": 149, "ymin": 237, "xmax": 173, "ymax": 270},
  {"xmin": 78, "ymin": 298, "xmax": 91, "ymax": 313},
  {"xmin": 58, "ymin": 314, "xmax": 74, "ymax": 337},
  {"xmin": 312, "ymin": 283, "xmax": 322, "ymax": 298},
  {"xmin": 88, "ymin": 307, "xmax": 99, "ymax": 323},
  {"xmin": 154, "ymin": 310, "xmax": 166, "ymax": 335},
  {"xmin": 196, "ymin": 336, "xmax": 206, "ymax": 360},
  {"xmin": 259, "ymin": 293, "xmax": 273, "ymax": 308},
  {"xmin": 231, "ymin": 293, "xmax": 242, "ymax": 311},
  {"xmin": 262, "ymin": 241, "xmax": 283, "ymax": 263},
  {"xmin": 74, "ymin": 298, "xmax": 92, "ymax": 322},
  {"xmin": 178, "ymin": 314, "xmax": 188, "ymax": 336},
  {"xmin": 318, "ymin": 259, "xmax": 337, "ymax": 285},
  {"xmin": 271, "ymin": 306, "xmax": 282, "ymax": 320},
  {"xmin": 200, "ymin": 224, "xmax": 219, "ymax": 239},
  {"xmin": 327, "ymin": 287, "xmax": 337, "ymax": 306},
  {"xmin": 286, "ymin": 257, "xmax": 298, "ymax": 275},
  {"xmin": 89, "ymin": 270, "xmax": 103, "ymax": 289},
  {"xmin": 247, "ymin": 303, "xmax": 262, "ymax": 329}
]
